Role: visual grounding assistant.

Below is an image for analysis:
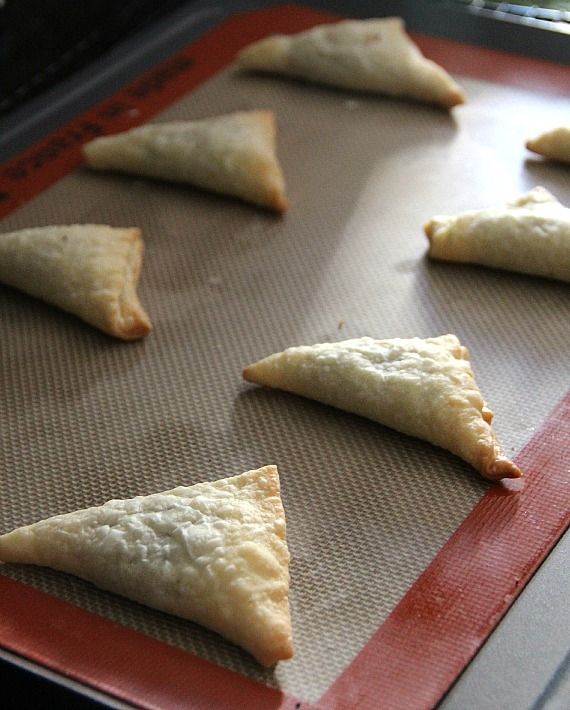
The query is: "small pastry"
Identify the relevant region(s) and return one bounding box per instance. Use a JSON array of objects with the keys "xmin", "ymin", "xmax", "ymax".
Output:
[
  {"xmin": 244, "ymin": 336, "xmax": 521, "ymax": 481},
  {"xmin": 425, "ymin": 187, "xmax": 570, "ymax": 283},
  {"xmin": 238, "ymin": 18, "xmax": 465, "ymax": 109},
  {"xmin": 83, "ymin": 111, "xmax": 288, "ymax": 212},
  {"xmin": 526, "ymin": 126, "xmax": 570, "ymax": 164},
  {"xmin": 0, "ymin": 224, "xmax": 151, "ymax": 340}
]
